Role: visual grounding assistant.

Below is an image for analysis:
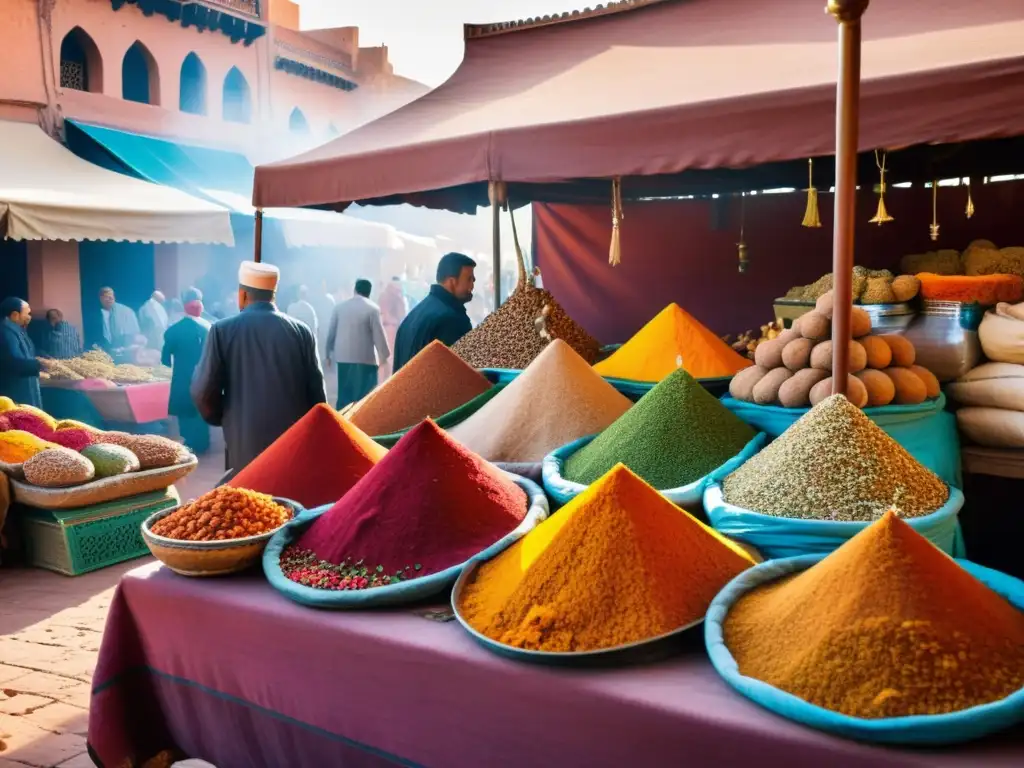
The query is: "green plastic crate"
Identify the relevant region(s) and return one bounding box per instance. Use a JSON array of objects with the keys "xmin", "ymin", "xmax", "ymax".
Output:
[{"xmin": 19, "ymin": 487, "xmax": 180, "ymax": 576}]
